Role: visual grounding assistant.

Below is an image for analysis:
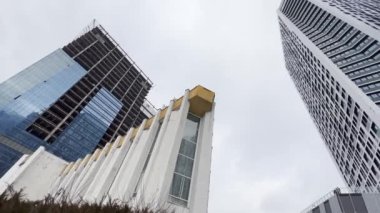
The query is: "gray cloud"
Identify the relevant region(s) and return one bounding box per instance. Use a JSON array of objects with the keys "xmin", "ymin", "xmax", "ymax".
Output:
[{"xmin": 0, "ymin": 0, "xmax": 345, "ymax": 212}]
